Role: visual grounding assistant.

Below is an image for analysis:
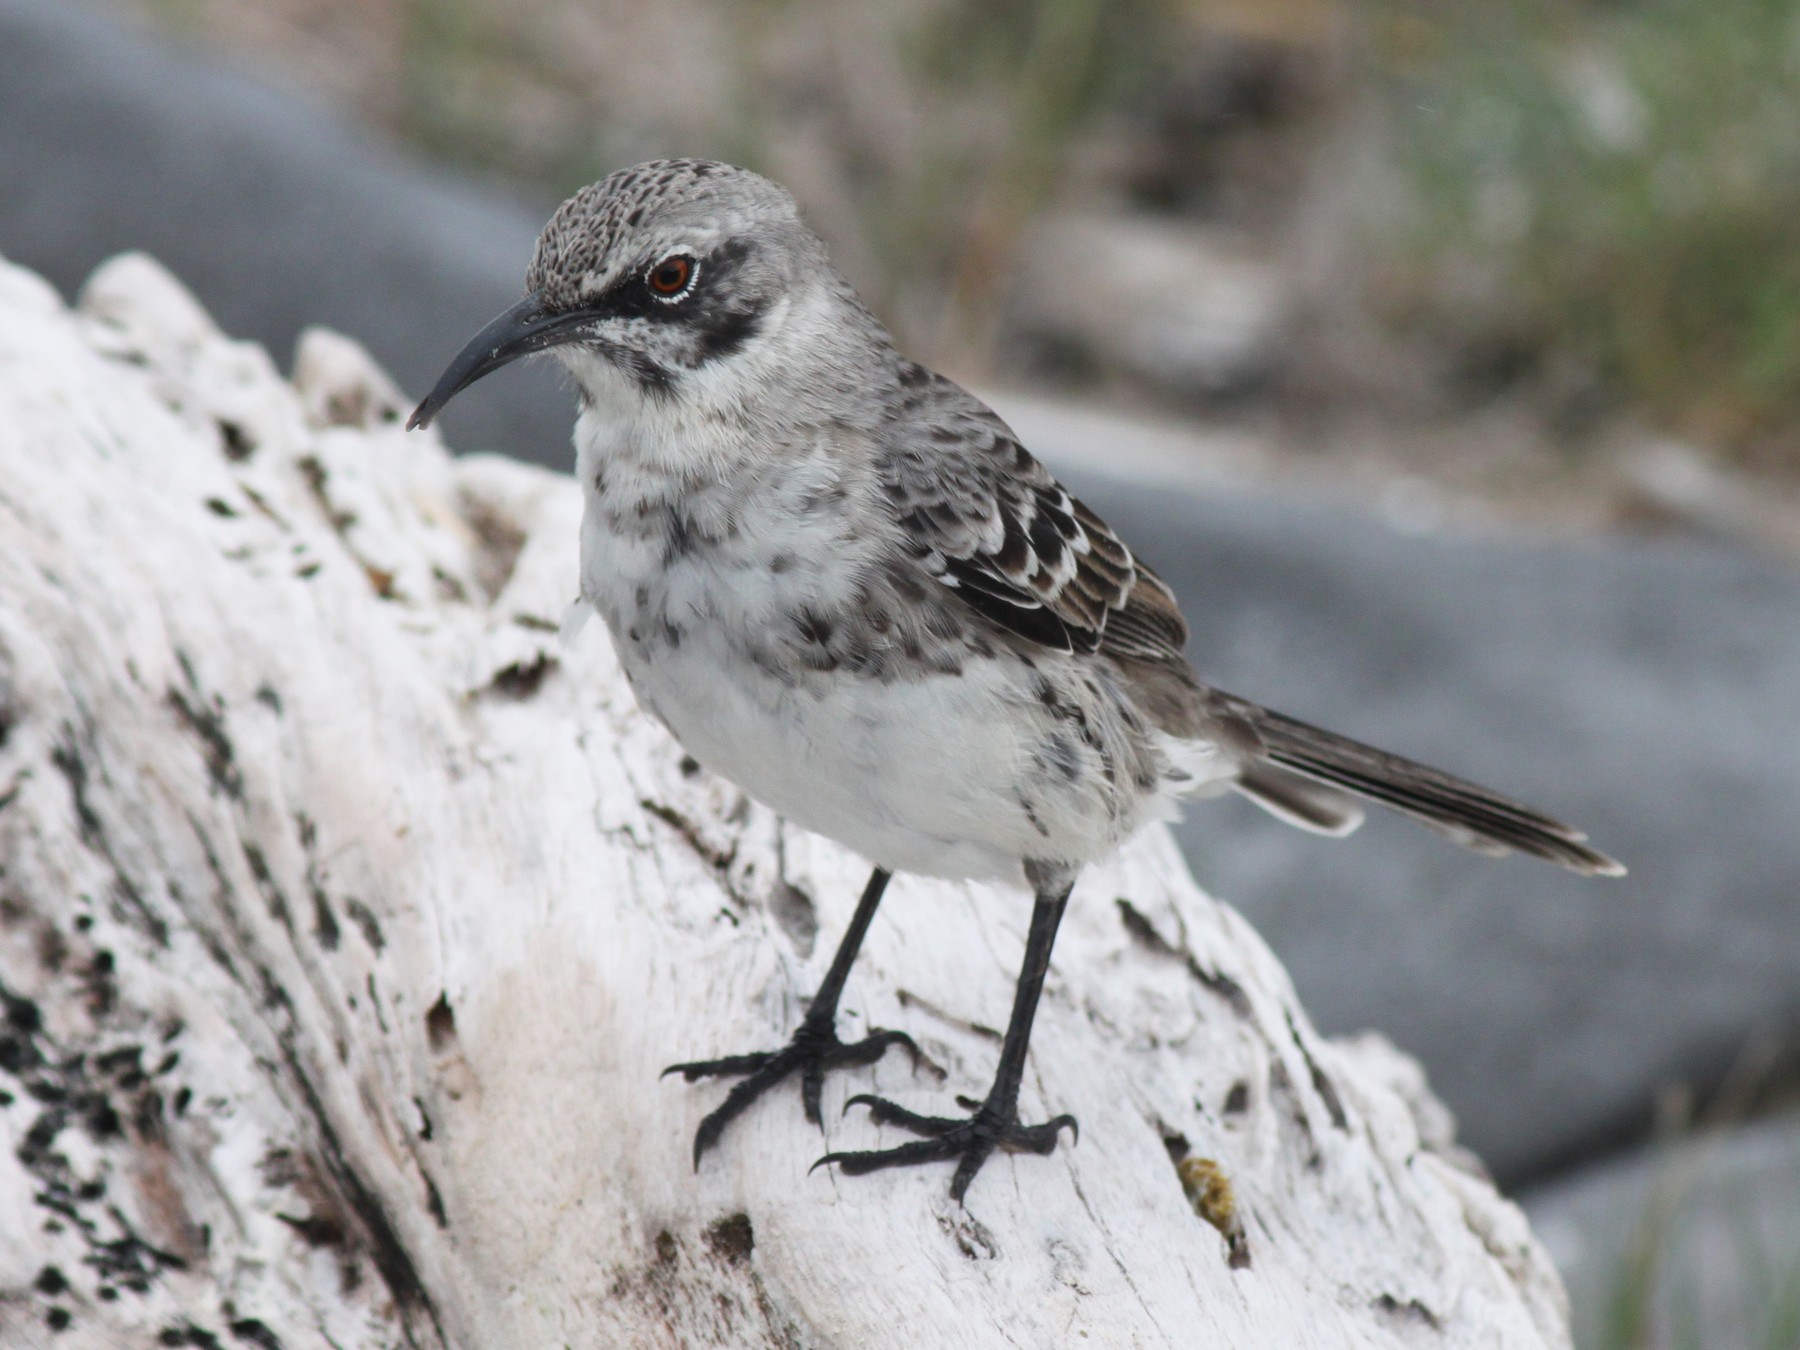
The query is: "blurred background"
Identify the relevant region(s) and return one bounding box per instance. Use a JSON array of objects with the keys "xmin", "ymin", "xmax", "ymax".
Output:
[
  {"xmin": 104, "ymin": 0, "xmax": 1800, "ymax": 538},
  {"xmin": 3, "ymin": 0, "xmax": 1798, "ymax": 1344}
]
